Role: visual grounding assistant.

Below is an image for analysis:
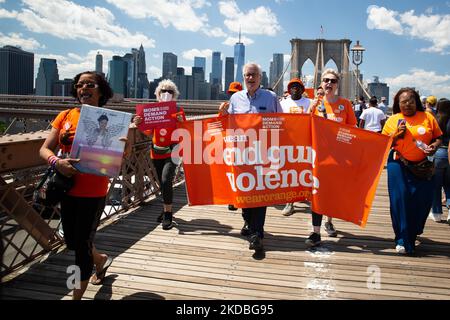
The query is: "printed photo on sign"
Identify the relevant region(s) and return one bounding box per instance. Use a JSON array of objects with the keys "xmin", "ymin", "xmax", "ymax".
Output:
[{"xmin": 70, "ymin": 104, "xmax": 132, "ymax": 177}]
